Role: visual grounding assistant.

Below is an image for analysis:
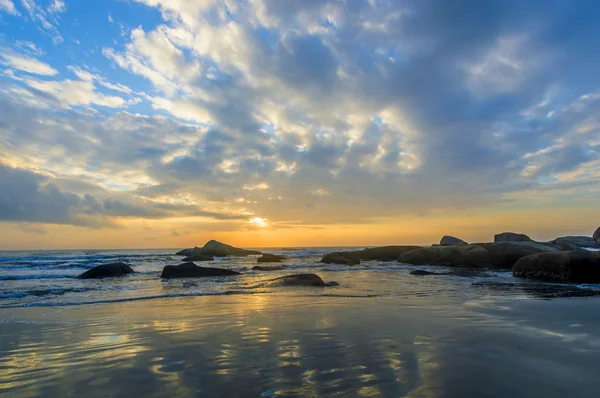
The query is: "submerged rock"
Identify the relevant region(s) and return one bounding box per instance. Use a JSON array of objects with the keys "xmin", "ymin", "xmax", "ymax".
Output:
[
  {"xmin": 264, "ymin": 274, "xmax": 328, "ymax": 287},
  {"xmin": 439, "ymin": 235, "xmax": 467, "ymax": 246},
  {"xmin": 257, "ymin": 254, "xmax": 286, "ymax": 263},
  {"xmin": 494, "ymin": 232, "xmax": 532, "ymax": 242},
  {"xmin": 252, "ymin": 265, "xmax": 285, "ymax": 271},
  {"xmin": 182, "ymin": 254, "xmax": 214, "ymax": 262},
  {"xmin": 78, "ymin": 263, "xmax": 134, "ymax": 279},
  {"xmin": 513, "ymin": 251, "xmax": 600, "ymax": 283},
  {"xmin": 161, "ymin": 262, "xmax": 240, "ymax": 278},
  {"xmin": 594, "ymin": 227, "xmax": 600, "ymax": 245},
  {"xmin": 321, "ymin": 252, "xmax": 360, "ymax": 265}
]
